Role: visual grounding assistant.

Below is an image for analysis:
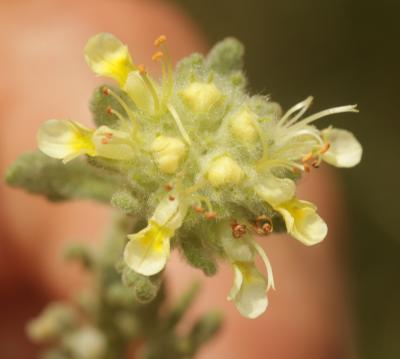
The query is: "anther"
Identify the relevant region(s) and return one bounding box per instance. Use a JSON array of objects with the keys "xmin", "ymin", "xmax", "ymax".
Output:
[
  {"xmin": 304, "ymin": 163, "xmax": 311, "ymax": 173},
  {"xmin": 137, "ymin": 64, "xmax": 147, "ymax": 75},
  {"xmin": 262, "ymin": 223, "xmax": 272, "ymax": 234},
  {"xmin": 205, "ymin": 211, "xmax": 217, "ymax": 220},
  {"xmin": 154, "ymin": 35, "xmax": 167, "ymax": 47},
  {"xmin": 231, "ymin": 220, "xmax": 247, "ymax": 238},
  {"xmin": 152, "ymin": 51, "xmax": 164, "ymax": 61},
  {"xmin": 164, "ymin": 184, "xmax": 173, "ymax": 191},
  {"xmin": 319, "ymin": 142, "xmax": 331, "ymax": 154},
  {"xmin": 106, "ymin": 106, "xmax": 113, "ymax": 115},
  {"xmin": 168, "ymin": 195, "xmax": 175, "ymax": 201},
  {"xmin": 193, "ymin": 206, "xmax": 205, "ymax": 213},
  {"xmin": 101, "ymin": 138, "xmax": 109, "ymax": 145},
  {"xmin": 311, "ymin": 160, "xmax": 320, "ymax": 168},
  {"xmin": 105, "ymin": 132, "xmax": 113, "ymax": 139},
  {"xmin": 292, "ymin": 167, "xmax": 300, "ymax": 174},
  {"xmin": 254, "ymin": 215, "xmax": 273, "ymax": 235},
  {"xmin": 302, "ymin": 152, "xmax": 313, "ymax": 163},
  {"xmin": 102, "ymin": 87, "xmax": 110, "ymax": 96}
]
